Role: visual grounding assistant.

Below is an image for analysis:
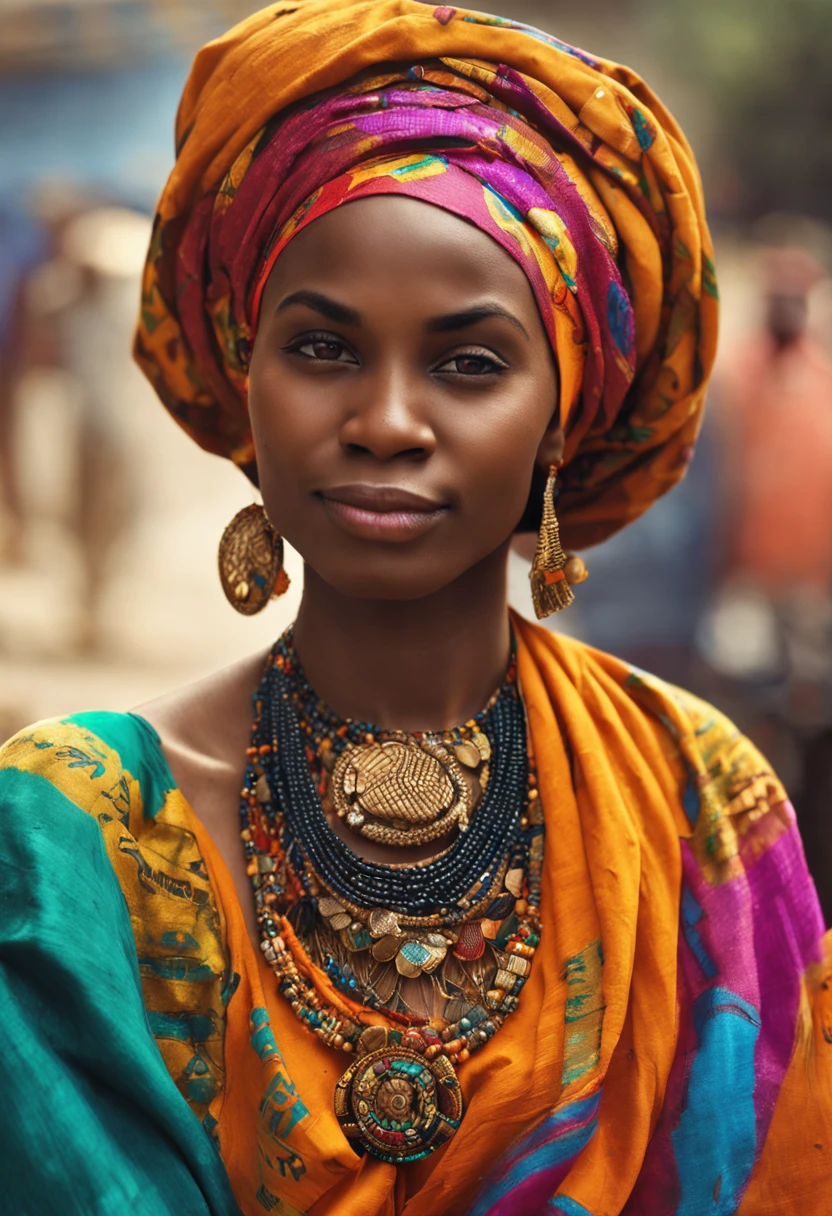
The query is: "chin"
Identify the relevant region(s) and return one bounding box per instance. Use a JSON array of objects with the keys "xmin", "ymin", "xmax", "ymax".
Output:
[{"xmin": 310, "ymin": 561, "xmax": 466, "ymax": 603}]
